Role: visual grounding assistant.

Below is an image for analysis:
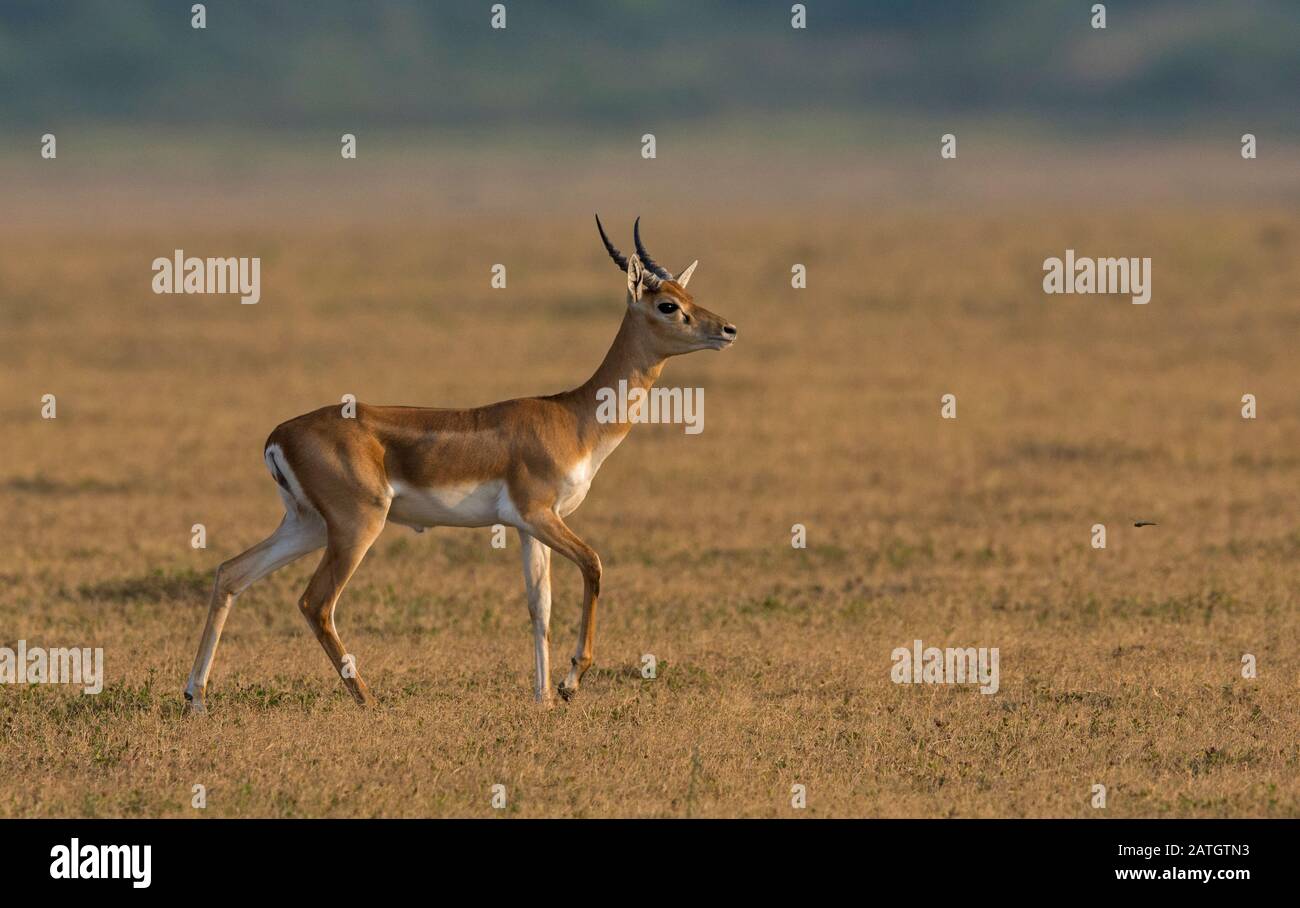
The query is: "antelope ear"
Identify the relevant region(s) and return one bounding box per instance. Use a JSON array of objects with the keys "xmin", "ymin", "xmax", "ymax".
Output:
[
  {"xmin": 626, "ymin": 254, "xmax": 660, "ymax": 301},
  {"xmin": 675, "ymin": 260, "xmax": 699, "ymax": 287}
]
